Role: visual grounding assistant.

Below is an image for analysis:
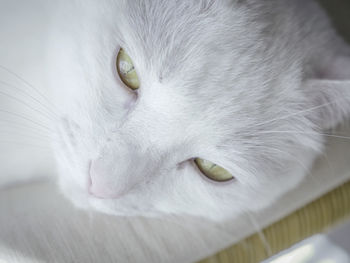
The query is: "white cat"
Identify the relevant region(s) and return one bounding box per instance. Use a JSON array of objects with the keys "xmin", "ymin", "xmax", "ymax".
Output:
[{"xmin": 45, "ymin": 0, "xmax": 350, "ymax": 221}]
